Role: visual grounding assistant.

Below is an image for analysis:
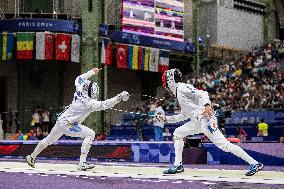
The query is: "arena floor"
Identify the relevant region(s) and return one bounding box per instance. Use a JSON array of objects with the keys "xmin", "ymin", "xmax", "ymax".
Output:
[{"xmin": 0, "ymin": 160, "xmax": 283, "ymax": 189}]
